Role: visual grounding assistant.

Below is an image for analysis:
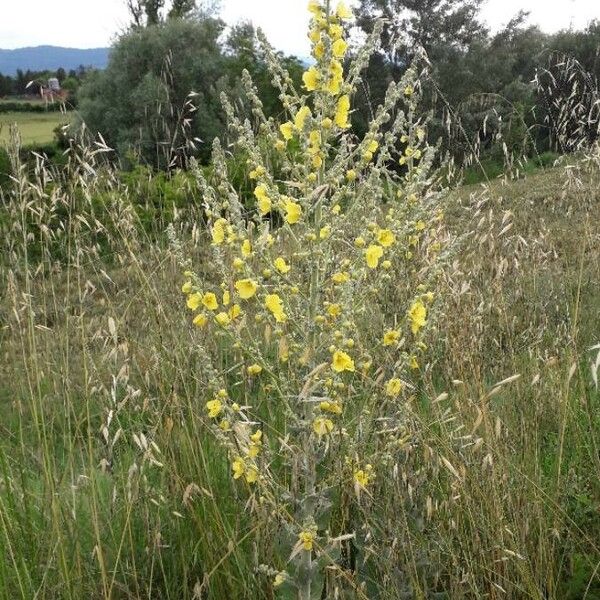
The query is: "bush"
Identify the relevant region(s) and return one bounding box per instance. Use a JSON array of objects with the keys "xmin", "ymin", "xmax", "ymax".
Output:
[
  {"xmin": 0, "ymin": 147, "xmax": 11, "ymax": 190},
  {"xmin": 0, "ymin": 101, "xmax": 65, "ymax": 113}
]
